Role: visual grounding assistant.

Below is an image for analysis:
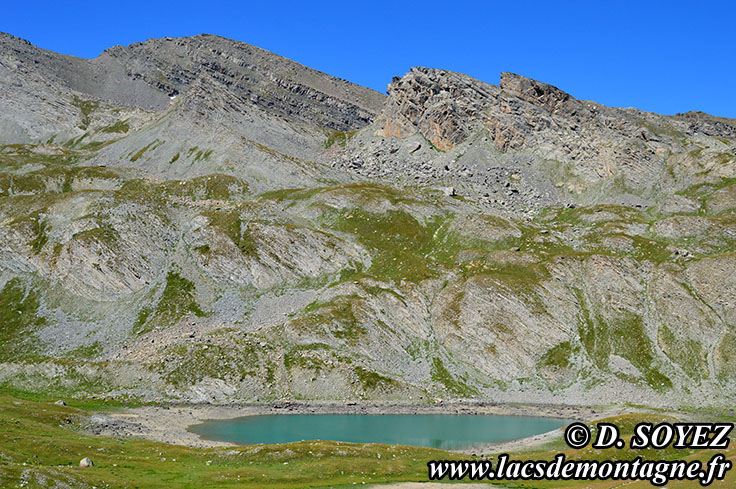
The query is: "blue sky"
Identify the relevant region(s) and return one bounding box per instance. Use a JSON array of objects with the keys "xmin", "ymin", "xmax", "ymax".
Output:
[{"xmin": 3, "ymin": 1, "xmax": 735, "ymax": 117}]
